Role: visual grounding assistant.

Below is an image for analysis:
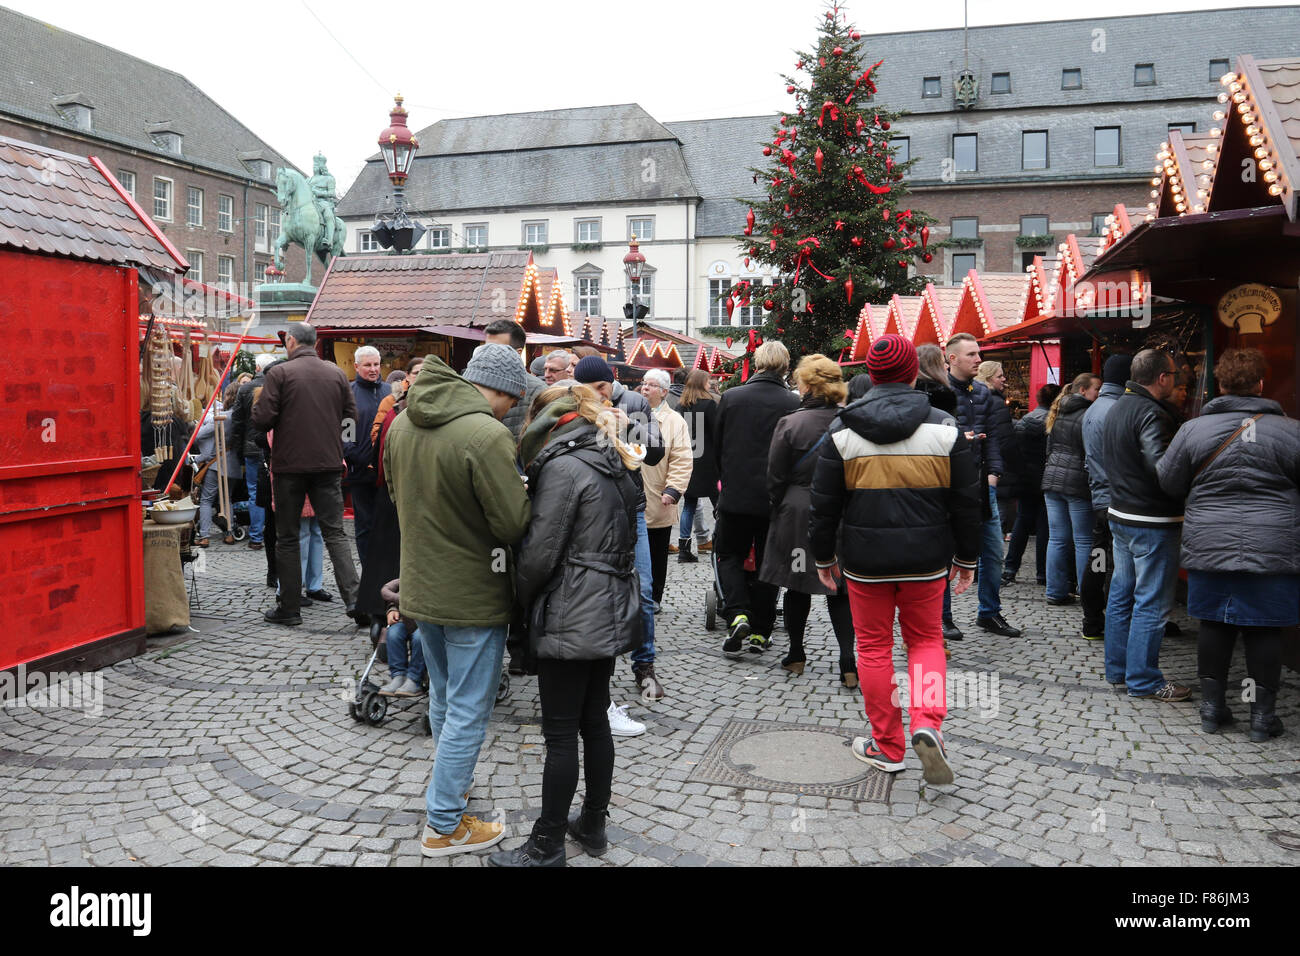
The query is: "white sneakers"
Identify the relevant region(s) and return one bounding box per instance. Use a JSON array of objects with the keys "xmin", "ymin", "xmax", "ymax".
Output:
[{"xmin": 607, "ymin": 702, "xmax": 646, "ymax": 737}]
